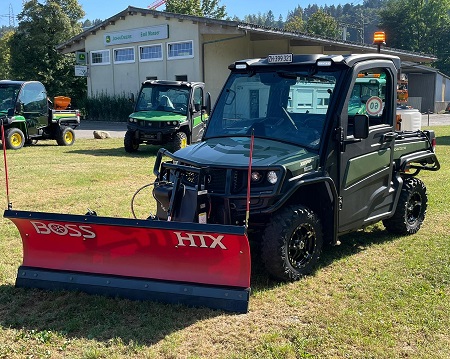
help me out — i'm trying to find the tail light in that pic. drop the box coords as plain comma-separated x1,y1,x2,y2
431,137,436,152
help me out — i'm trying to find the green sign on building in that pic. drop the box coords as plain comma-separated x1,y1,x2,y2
103,24,169,46
76,52,87,65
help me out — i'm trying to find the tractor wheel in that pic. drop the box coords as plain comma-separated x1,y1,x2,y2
383,177,427,235
5,128,25,150
124,130,139,152
171,131,188,152
261,205,323,281
57,127,75,146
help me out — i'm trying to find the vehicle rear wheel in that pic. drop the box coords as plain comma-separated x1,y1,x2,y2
383,177,427,235
5,128,25,150
56,127,75,146
171,131,188,152
124,130,139,152
261,205,323,281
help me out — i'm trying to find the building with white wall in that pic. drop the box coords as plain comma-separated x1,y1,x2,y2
57,6,437,105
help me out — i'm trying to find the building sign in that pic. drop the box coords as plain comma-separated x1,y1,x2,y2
76,51,87,65
104,24,169,46
75,65,88,77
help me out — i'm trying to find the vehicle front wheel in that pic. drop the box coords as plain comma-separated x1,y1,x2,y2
261,205,323,281
171,131,188,152
383,177,427,235
56,127,75,146
124,130,139,152
5,128,25,150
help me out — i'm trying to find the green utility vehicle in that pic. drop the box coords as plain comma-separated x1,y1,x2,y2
0,80,80,150
153,53,440,281
124,80,210,152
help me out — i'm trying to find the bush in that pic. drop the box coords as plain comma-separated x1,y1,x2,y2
76,92,135,122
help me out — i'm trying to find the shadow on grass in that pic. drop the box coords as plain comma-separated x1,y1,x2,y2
437,136,450,146
249,225,397,292
68,145,161,158
0,283,221,345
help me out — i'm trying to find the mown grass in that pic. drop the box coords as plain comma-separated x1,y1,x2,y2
0,127,449,358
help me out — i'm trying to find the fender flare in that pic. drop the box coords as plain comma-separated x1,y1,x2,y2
259,175,340,245
398,150,440,173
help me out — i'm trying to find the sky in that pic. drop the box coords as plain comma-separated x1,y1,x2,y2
2,0,357,26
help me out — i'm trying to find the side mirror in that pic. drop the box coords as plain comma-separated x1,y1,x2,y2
354,114,369,139
15,101,22,114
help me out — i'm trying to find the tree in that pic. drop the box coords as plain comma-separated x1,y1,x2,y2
379,0,450,75
9,0,85,99
165,0,227,19
201,0,227,19
285,16,304,32
305,10,339,38
0,30,14,79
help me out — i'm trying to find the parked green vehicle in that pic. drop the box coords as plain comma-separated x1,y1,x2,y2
0,80,80,150
124,80,210,152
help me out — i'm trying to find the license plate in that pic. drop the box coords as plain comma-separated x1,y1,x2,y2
268,53,293,63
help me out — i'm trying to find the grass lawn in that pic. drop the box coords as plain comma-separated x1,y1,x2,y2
0,127,449,358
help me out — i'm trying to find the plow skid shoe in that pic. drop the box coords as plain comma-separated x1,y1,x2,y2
5,210,251,313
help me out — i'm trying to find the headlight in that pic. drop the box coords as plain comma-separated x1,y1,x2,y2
172,121,178,126
267,171,278,184
251,171,262,182
166,121,171,125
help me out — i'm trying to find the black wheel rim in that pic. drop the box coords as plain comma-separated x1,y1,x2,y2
406,192,422,225
287,223,316,269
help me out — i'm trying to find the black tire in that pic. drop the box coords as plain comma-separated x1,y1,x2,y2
124,130,139,152
383,177,427,235
171,131,188,152
5,128,25,150
56,127,75,146
261,205,323,281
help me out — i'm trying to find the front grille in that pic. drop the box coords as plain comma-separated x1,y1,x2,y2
206,169,227,193
176,166,226,194
176,165,247,195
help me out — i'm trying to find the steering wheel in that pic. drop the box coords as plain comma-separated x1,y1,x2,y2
178,104,187,112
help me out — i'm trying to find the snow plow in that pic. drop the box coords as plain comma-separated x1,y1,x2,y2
4,210,251,313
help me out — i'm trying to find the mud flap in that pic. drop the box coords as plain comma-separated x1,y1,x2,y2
4,210,251,313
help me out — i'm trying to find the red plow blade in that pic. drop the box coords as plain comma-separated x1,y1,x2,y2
5,209,251,313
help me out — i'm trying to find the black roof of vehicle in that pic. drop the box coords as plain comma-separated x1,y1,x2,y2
141,80,204,88
229,53,401,71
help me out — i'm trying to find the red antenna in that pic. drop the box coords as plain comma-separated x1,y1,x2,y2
148,0,166,9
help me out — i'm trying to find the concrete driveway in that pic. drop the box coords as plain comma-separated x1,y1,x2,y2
75,121,127,139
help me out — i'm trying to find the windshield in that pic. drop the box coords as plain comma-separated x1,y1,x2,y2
135,85,190,115
204,69,340,149
0,84,20,112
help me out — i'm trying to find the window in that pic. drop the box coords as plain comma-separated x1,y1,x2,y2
175,75,188,82
139,44,163,62
91,50,110,65
146,76,158,80
167,40,194,59
347,68,391,128
19,82,47,114
114,47,135,64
